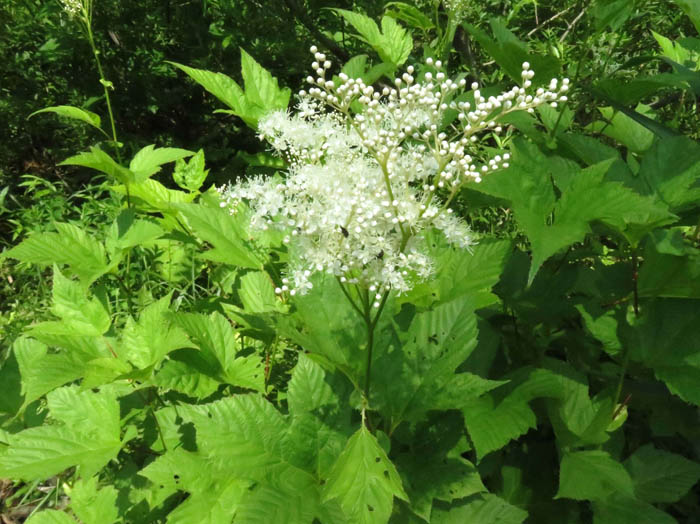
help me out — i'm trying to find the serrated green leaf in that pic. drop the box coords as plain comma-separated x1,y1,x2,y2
25,510,78,524
166,479,248,524
431,494,528,524
151,352,221,399
323,425,408,524
475,140,674,282
622,299,700,405
556,450,634,501
464,20,560,84
50,267,110,336
288,353,337,415
28,105,105,135
591,0,634,32
2,222,109,286
176,203,263,269
397,453,485,521
638,136,700,212
625,444,700,503
240,48,292,115
178,395,303,479
592,493,676,524
121,293,189,369
278,274,365,381
169,61,247,117
402,236,511,308
239,270,285,313
112,178,195,213
0,387,122,480
60,146,134,184
173,149,209,192
129,144,194,182
235,480,324,524
587,105,656,153
13,337,87,410
638,229,700,298
385,2,434,31
332,9,412,67
68,476,119,524
463,395,536,461
107,209,164,252
174,312,265,392
373,297,504,429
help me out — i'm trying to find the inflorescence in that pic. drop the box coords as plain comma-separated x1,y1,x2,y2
218,47,569,301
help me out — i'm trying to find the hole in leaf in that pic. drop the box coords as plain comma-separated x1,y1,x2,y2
368,505,374,512
375,457,381,463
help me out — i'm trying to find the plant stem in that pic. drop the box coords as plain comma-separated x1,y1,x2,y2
362,290,390,411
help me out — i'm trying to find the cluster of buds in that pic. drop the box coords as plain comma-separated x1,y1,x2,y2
219,47,570,297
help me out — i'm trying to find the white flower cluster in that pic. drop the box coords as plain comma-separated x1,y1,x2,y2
219,47,569,300
60,0,83,17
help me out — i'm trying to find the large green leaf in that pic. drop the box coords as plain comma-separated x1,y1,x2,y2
60,146,134,184
25,511,78,524
431,494,528,524
50,267,110,336
464,19,560,84
624,444,700,503
28,105,105,135
395,413,486,521
129,144,194,182
121,293,190,369
474,140,674,283
151,351,221,399
556,450,634,501
2,222,109,285
168,61,247,117
372,297,504,429
323,425,408,524
13,338,89,410
622,299,700,405
68,476,119,524
176,203,263,269
637,136,700,212
239,48,292,115
592,494,676,524
402,236,512,309
587,105,656,153
174,312,265,392
0,386,123,480
332,9,412,67
638,229,700,298
170,48,290,129
280,274,366,382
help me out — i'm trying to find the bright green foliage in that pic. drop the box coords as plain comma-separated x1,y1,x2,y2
2,223,109,285
624,445,700,503
431,494,528,524
28,105,105,135
173,149,209,193
323,425,408,524
68,476,119,524
176,203,264,268
556,450,634,501
0,386,123,480
170,48,291,129
25,511,78,524
332,9,413,68
2,2,700,523
128,145,194,182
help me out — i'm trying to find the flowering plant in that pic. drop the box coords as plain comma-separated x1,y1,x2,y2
219,47,569,301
